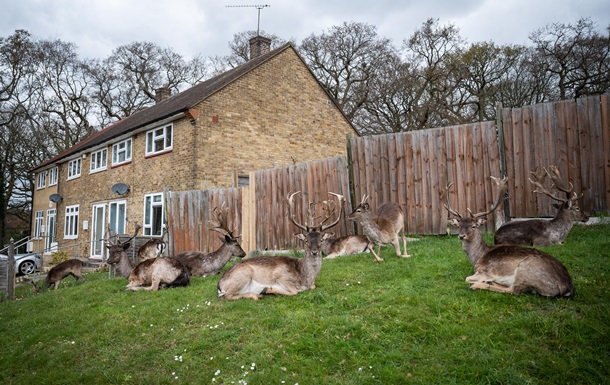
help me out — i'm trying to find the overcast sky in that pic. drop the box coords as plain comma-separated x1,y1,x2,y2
2,0,609,60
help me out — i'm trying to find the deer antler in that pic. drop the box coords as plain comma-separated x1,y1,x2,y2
470,176,508,219
287,191,308,231
287,191,345,232
529,166,567,203
443,182,462,219
320,192,345,231
209,202,235,238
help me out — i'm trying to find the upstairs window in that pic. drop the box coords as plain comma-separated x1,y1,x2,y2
112,138,132,166
90,148,108,173
67,159,81,180
146,124,173,156
49,167,58,186
36,171,47,189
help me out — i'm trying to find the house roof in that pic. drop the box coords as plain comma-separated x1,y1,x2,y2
32,42,356,173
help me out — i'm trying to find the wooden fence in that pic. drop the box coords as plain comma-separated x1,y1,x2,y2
166,95,609,254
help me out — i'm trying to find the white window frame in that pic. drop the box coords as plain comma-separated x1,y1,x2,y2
67,159,82,180
143,193,164,236
109,200,127,235
90,148,108,173
64,205,79,239
145,124,173,156
49,167,58,186
112,138,132,166
34,210,44,239
36,171,47,190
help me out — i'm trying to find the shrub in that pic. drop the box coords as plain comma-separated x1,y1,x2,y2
50,250,69,266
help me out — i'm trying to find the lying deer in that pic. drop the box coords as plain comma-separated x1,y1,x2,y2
106,224,189,291
217,191,344,300
321,234,371,259
494,165,588,246
347,195,410,261
44,258,86,290
445,176,575,298
124,258,190,291
105,224,166,279
175,203,246,276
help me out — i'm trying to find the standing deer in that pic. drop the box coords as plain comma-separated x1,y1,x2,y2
321,234,371,259
445,176,575,298
174,203,246,277
217,191,344,300
106,224,189,291
347,195,410,262
494,165,588,246
43,259,86,290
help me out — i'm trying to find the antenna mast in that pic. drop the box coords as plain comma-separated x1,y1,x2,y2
226,4,270,36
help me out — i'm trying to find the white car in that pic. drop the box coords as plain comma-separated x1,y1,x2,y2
0,252,42,275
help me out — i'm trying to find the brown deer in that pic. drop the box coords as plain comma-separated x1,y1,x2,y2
347,195,410,262
105,224,166,279
174,203,246,277
43,259,86,290
321,234,371,259
124,257,190,291
445,175,575,298
217,191,344,300
106,224,189,291
494,165,588,246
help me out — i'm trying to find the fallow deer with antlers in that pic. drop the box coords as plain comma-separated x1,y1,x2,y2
174,203,246,277
445,175,575,298
494,165,588,246
106,223,189,291
217,191,344,300
347,195,410,262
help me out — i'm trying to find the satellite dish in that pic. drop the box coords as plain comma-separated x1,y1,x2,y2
49,193,63,203
111,183,130,195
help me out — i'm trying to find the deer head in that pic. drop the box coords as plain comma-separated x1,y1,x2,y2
528,165,586,220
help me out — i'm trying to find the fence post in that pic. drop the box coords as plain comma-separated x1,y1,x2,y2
345,134,357,234
7,238,15,300
495,102,510,224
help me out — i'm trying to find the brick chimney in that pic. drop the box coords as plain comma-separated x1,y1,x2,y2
249,35,271,60
154,87,171,103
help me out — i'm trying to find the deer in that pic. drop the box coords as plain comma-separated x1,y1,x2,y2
106,224,189,291
174,203,246,277
494,165,588,246
445,175,575,298
43,259,86,290
217,191,344,300
347,195,410,262
105,223,166,279
321,234,371,259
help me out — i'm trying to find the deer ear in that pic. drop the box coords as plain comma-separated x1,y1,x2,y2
449,219,460,227
363,203,370,210
224,234,232,243
323,232,335,240
476,218,487,226
122,242,131,250
294,233,307,242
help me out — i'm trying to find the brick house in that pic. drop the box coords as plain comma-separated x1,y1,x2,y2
30,37,358,261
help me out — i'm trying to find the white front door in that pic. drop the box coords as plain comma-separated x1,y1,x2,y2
91,204,106,259
45,209,57,252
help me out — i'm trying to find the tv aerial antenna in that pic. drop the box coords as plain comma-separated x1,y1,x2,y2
226,4,270,36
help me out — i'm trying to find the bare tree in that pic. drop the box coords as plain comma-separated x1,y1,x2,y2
299,22,397,133
530,17,610,99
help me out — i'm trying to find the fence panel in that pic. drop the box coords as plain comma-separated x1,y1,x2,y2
254,157,353,251
167,188,241,255
348,121,502,235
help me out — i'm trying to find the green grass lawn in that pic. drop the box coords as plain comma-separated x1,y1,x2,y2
1,224,609,385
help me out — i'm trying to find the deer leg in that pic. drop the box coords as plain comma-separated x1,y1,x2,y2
469,281,514,294
146,278,161,291
264,284,299,296
54,281,60,290
393,236,411,258
369,244,384,262
223,292,264,300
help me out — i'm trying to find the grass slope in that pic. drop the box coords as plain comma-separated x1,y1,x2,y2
1,225,609,384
